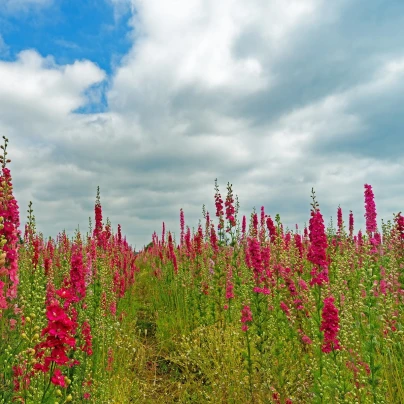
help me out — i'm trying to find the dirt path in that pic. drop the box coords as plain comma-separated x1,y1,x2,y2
130,272,184,403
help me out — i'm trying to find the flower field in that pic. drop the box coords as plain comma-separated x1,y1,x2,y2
0,136,403,403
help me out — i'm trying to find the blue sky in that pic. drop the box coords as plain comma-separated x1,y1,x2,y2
0,0,132,72
0,0,132,112
1,0,403,248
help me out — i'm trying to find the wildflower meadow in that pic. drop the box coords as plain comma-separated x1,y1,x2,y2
0,136,403,403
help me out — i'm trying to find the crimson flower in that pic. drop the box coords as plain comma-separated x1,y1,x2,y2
247,237,262,283
240,305,253,332
180,209,185,246
225,280,234,300
364,184,377,234
266,216,277,243
395,213,404,240
308,209,329,286
225,183,236,230
51,368,66,387
241,215,247,239
337,206,343,234
349,211,354,238
320,296,341,353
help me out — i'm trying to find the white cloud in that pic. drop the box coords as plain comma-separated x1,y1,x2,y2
0,50,106,124
109,0,324,114
1,0,404,247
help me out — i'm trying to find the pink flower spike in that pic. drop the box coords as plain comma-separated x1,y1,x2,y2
240,305,253,331
51,368,66,388
364,184,377,234
320,296,341,353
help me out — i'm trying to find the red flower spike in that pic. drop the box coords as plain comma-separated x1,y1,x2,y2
320,296,341,353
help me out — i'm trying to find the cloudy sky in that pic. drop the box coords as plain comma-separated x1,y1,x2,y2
1,0,403,248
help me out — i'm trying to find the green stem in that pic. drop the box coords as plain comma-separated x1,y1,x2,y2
41,362,55,403
245,329,253,401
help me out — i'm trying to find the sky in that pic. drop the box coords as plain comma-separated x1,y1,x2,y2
1,0,403,248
